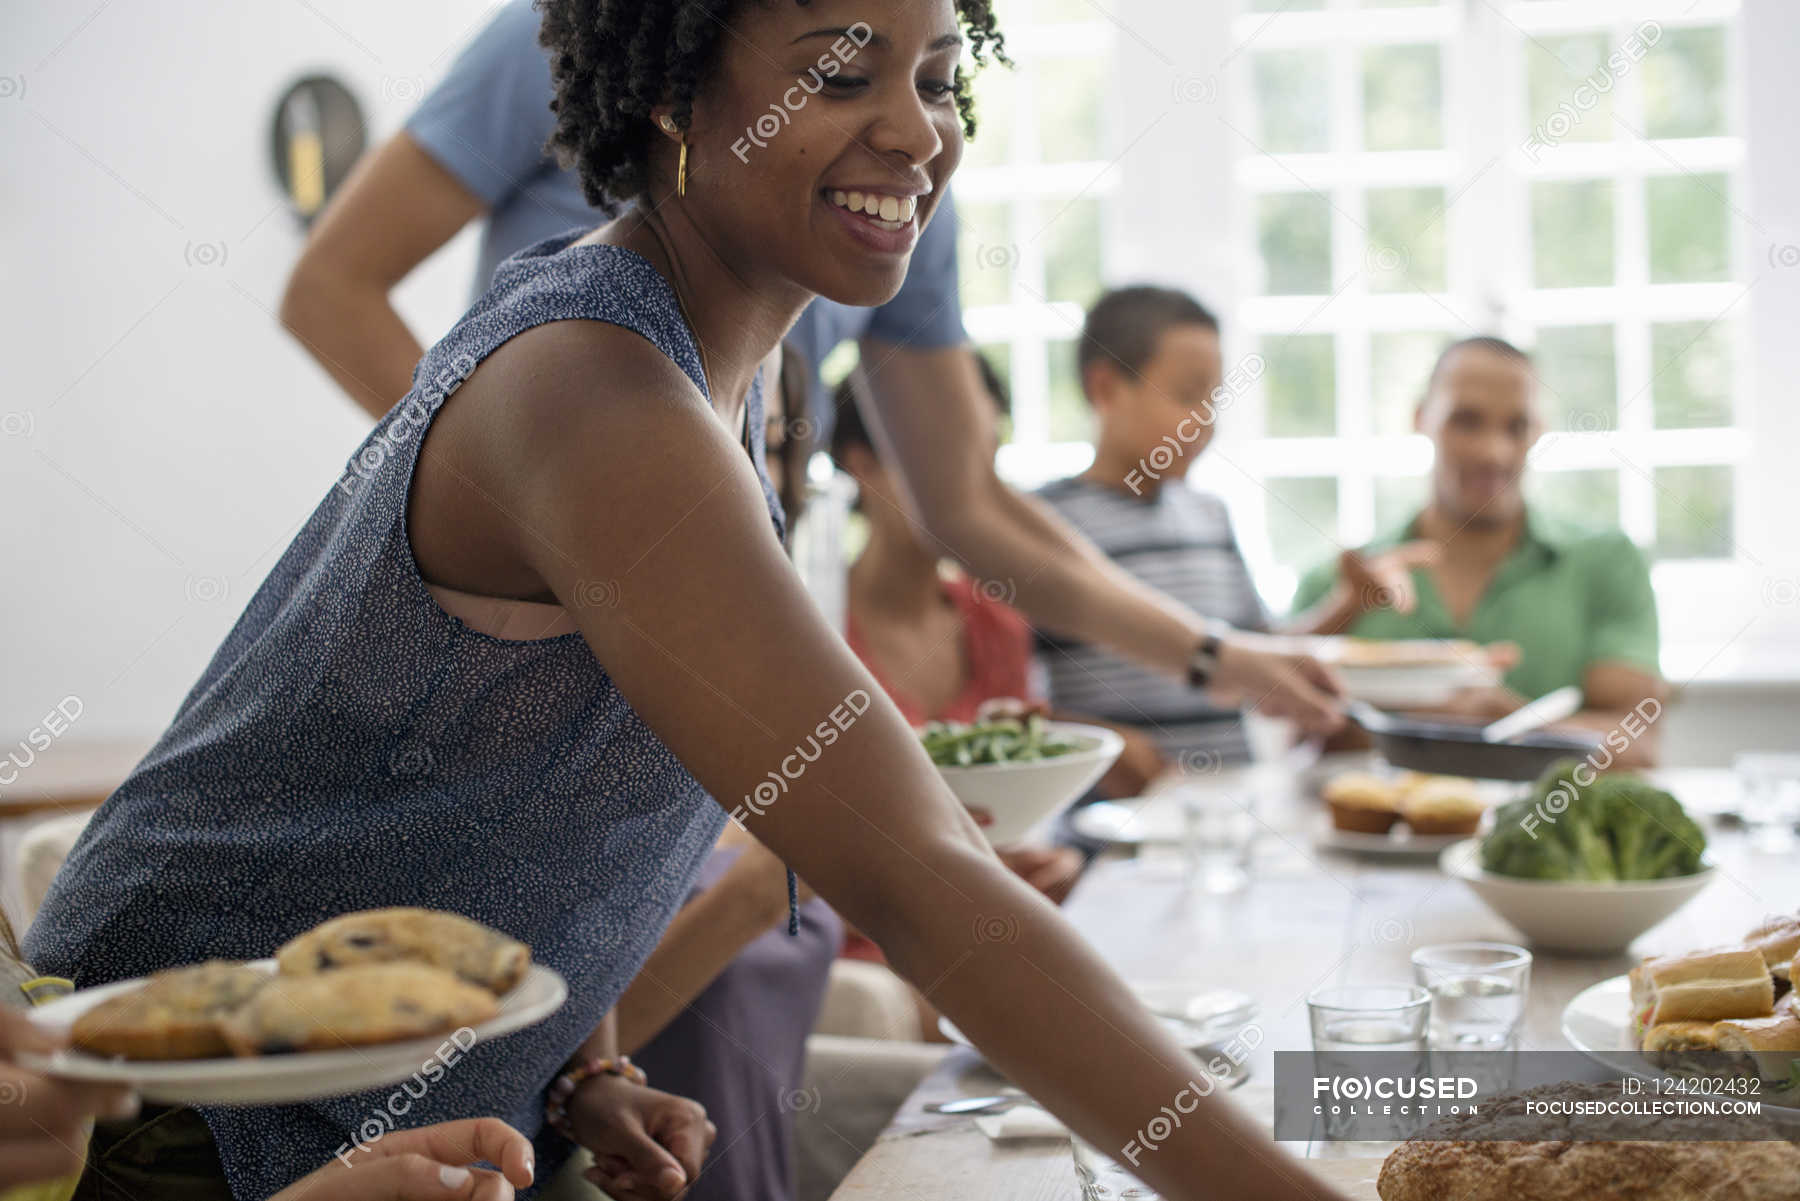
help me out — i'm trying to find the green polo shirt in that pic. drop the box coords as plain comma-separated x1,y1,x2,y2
1291,509,1661,699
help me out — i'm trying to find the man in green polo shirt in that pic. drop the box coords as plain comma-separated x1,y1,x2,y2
1291,336,1667,765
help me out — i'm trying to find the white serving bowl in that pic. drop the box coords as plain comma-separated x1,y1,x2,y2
933,722,1124,845
1439,839,1717,955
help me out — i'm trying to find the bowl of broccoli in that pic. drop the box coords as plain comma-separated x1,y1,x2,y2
1438,760,1716,953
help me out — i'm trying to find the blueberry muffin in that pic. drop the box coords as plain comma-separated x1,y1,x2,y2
276,907,529,994
221,961,498,1056
72,960,269,1060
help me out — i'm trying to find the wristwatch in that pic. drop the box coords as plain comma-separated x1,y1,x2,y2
1185,631,1225,690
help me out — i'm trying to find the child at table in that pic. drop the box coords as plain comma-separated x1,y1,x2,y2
1036,286,1271,794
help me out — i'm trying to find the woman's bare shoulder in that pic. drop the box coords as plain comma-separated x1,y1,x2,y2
409,317,722,597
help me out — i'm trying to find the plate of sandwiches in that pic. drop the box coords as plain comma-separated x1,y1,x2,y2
1561,911,1800,1106
1316,771,1495,856
21,907,567,1105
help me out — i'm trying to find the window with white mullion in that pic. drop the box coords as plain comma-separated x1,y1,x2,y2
1607,8,1659,547
1005,51,1050,449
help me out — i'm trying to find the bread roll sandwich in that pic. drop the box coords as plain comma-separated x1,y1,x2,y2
1745,913,1799,997
1714,1007,1800,1084
1640,1019,1722,1069
1629,947,1774,1045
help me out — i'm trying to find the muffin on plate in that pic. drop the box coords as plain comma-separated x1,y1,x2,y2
1322,773,1403,834
1399,776,1485,836
72,960,269,1060
276,907,529,995
222,962,498,1056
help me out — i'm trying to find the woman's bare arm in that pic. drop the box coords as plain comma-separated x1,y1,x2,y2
279,132,486,418
413,323,1345,1201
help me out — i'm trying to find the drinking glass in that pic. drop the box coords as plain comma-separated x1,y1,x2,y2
1178,787,1256,895
1410,942,1531,1050
1307,985,1430,1140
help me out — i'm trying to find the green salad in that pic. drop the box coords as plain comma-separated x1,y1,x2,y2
1480,759,1707,881
919,713,1084,767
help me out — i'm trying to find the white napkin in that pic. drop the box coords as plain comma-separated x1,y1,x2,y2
973,1104,1069,1141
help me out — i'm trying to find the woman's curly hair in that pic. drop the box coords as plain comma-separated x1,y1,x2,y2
537,0,1006,211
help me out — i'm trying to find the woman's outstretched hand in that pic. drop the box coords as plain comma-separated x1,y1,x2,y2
270,1117,535,1201
0,1005,138,1189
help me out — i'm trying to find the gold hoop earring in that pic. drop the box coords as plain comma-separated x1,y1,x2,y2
677,136,689,197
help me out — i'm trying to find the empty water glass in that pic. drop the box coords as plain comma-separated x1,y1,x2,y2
1178,787,1256,895
1411,942,1531,1050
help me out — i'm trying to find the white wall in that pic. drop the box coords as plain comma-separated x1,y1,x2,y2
1,1,501,742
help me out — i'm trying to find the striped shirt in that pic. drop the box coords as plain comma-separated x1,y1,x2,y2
1035,477,1268,767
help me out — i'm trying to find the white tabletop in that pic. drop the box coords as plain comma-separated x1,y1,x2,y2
826,763,1795,1200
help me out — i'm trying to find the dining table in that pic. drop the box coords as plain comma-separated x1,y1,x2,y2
824,759,1795,1201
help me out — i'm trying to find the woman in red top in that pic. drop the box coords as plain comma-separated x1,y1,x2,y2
832,363,1083,912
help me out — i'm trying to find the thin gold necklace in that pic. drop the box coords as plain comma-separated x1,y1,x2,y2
644,218,714,401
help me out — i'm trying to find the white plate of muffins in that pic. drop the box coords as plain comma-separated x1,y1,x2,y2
1315,771,1497,857
21,908,567,1105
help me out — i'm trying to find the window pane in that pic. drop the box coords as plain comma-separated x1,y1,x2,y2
1363,45,1444,151
1263,334,1336,437
1647,173,1731,283
963,58,1017,170
1258,192,1333,294
1374,474,1428,533
1264,476,1340,573
1253,50,1332,153
1651,320,1735,429
1644,27,1728,140
1532,180,1614,288
1047,339,1096,444
1367,186,1447,293
1370,331,1443,435
958,202,1014,309
1525,34,1615,146
1654,465,1733,560
1534,325,1617,431
1527,469,1620,528
1037,56,1104,162
1041,195,1102,305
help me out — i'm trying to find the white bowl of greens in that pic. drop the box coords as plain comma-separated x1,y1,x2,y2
1440,761,1716,954
921,713,1123,845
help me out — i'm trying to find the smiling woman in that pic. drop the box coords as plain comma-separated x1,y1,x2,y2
24,3,1347,1201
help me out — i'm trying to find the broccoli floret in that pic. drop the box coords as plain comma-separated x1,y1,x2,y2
1477,760,1705,881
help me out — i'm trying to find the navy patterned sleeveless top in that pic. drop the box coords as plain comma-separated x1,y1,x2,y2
24,232,785,1199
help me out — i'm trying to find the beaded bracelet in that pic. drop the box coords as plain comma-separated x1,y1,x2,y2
544,1054,648,1137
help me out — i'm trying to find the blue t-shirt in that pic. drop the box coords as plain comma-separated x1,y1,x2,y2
406,0,967,428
